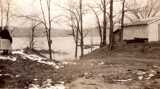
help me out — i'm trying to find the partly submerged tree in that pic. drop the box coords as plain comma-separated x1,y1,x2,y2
65,1,81,58
88,0,110,48
61,0,86,57
89,6,103,48
29,21,42,49
15,14,43,49
39,0,53,60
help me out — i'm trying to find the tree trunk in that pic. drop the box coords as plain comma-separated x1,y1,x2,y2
109,0,114,50
6,1,10,27
48,30,52,60
30,27,35,49
102,0,107,47
90,6,103,48
80,0,84,57
120,0,125,43
39,0,53,60
47,0,53,60
0,0,3,29
75,27,79,58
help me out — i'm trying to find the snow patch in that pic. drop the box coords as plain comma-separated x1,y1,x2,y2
0,56,16,61
12,50,60,68
114,79,132,82
29,79,65,89
29,84,65,89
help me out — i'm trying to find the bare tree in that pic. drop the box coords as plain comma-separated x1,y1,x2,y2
61,0,86,57
70,10,80,58
0,0,13,29
30,21,42,49
17,0,56,60
39,0,53,60
5,0,11,27
30,21,36,49
125,0,160,22
14,14,42,49
120,0,125,42
89,6,103,48
70,13,80,58
109,0,114,50
0,0,4,28
79,0,84,57
65,5,80,58
96,0,110,47
63,1,82,58
101,0,107,47
88,0,110,48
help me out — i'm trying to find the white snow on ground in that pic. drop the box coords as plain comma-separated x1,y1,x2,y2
0,50,71,69
29,84,65,89
0,73,14,78
29,79,65,89
114,79,132,82
0,56,17,61
12,50,60,69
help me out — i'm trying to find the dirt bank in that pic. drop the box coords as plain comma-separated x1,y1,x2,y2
1,45,160,88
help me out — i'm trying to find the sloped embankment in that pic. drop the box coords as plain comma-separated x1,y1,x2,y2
83,42,160,59
70,43,160,89
0,50,66,89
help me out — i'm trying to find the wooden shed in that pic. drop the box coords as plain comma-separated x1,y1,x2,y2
114,17,160,43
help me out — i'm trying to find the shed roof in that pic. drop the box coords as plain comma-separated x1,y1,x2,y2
113,17,160,33
124,17,160,27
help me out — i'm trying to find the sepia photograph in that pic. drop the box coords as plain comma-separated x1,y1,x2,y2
0,0,160,88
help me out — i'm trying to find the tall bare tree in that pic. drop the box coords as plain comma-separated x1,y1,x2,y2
89,6,103,47
63,0,85,57
5,0,11,27
88,0,109,48
101,0,107,47
0,0,13,29
79,0,84,57
0,0,4,28
109,0,114,50
70,10,80,58
68,8,80,58
15,14,43,49
120,0,125,42
30,21,42,49
59,0,81,58
39,0,53,60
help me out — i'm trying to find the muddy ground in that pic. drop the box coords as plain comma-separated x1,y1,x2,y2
0,44,160,89
1,56,160,89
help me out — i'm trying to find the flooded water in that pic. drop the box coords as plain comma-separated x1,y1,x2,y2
12,36,100,60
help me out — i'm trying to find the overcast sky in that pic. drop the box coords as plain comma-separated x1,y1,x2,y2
5,0,150,29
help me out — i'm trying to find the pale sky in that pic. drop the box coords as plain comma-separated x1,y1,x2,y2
4,0,151,29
